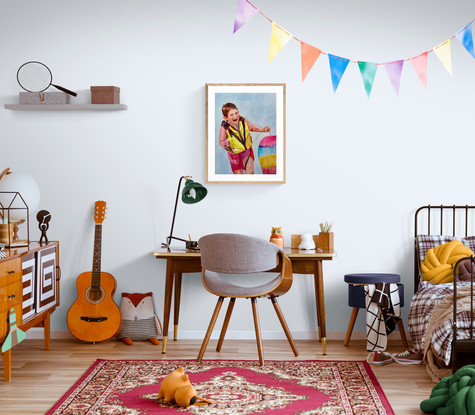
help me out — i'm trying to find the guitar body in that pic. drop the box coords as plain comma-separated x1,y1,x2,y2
67,271,122,342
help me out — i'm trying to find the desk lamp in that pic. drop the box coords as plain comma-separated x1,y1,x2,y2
162,176,207,250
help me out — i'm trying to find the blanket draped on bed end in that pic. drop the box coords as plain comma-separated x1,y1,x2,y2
424,285,475,382
365,283,401,351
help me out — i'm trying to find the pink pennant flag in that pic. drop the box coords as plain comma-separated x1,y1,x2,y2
301,42,322,82
384,60,404,96
269,22,293,63
410,52,428,88
433,39,452,75
233,0,259,33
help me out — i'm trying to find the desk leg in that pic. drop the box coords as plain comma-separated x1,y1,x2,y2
162,260,174,354
174,273,182,341
314,260,327,355
44,312,51,350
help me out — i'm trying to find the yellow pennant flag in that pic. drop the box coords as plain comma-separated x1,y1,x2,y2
433,39,453,76
269,22,293,63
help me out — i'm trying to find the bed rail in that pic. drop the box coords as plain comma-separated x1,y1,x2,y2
414,205,475,291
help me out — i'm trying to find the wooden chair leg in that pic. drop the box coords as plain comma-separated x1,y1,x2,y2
344,307,359,347
271,297,299,357
397,319,409,348
251,298,264,366
197,297,224,362
217,298,236,352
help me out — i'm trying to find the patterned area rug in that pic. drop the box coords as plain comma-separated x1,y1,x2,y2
47,359,394,414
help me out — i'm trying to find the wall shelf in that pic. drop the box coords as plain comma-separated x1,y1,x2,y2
4,104,127,111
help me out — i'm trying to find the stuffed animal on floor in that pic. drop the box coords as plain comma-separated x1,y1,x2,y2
157,367,213,407
117,292,162,345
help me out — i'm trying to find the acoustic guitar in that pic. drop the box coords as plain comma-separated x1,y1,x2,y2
67,201,122,342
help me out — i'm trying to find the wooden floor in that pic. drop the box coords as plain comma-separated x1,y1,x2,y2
0,338,434,414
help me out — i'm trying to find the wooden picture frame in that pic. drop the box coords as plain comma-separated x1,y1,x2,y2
206,83,286,184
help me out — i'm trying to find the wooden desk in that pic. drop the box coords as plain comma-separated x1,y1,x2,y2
152,247,335,355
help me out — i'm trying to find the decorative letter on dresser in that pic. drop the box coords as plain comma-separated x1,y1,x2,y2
0,242,60,381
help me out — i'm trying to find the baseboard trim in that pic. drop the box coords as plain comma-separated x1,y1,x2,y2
26,329,404,341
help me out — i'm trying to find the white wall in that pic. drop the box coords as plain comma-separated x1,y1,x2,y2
2,0,475,340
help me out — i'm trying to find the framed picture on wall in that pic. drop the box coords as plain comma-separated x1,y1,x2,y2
206,83,286,184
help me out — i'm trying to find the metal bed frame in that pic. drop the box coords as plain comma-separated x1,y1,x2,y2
414,205,475,372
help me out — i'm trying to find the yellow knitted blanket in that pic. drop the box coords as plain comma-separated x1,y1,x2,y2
421,240,473,284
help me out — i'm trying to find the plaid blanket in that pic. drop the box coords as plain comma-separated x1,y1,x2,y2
409,280,473,366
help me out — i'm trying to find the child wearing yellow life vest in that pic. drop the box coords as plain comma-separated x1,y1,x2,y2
219,102,271,174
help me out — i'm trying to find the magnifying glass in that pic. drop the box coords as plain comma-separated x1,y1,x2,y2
17,61,77,97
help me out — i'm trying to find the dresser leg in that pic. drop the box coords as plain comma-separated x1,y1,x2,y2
4,349,11,382
44,312,51,350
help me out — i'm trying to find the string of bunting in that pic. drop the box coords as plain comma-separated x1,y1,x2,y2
233,0,475,97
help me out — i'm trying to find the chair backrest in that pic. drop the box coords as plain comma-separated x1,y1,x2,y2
198,233,281,274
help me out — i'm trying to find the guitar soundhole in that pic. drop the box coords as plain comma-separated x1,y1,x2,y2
86,286,105,304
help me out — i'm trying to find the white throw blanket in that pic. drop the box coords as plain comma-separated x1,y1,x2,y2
365,283,401,351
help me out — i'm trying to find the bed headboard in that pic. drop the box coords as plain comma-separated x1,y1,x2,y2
414,205,475,292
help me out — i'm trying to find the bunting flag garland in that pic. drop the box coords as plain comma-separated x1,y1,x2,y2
301,42,322,82
329,54,349,93
433,39,453,75
455,23,475,58
233,0,259,33
384,60,404,96
232,0,475,97
358,61,378,98
269,22,293,63
410,52,429,88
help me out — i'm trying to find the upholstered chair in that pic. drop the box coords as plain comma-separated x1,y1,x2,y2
197,233,299,366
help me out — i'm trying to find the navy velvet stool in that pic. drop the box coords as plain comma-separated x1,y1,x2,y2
343,273,408,347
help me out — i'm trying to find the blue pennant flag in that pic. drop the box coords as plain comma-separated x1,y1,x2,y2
455,23,475,59
328,54,350,93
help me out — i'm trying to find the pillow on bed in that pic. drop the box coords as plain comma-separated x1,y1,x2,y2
461,236,475,252
416,235,457,261
421,240,473,284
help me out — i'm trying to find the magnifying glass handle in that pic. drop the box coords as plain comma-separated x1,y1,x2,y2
51,83,77,97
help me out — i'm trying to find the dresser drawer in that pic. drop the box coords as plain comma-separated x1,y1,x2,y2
0,258,22,286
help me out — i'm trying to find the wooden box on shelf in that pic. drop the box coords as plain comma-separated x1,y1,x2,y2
90,86,120,104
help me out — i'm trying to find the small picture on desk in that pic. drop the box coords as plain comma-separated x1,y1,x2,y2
206,83,286,184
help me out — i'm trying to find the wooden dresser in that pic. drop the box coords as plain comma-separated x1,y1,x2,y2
0,242,59,381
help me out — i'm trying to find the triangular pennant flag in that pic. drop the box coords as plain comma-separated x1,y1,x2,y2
384,60,404,97
328,54,350,93
357,61,378,98
269,22,293,63
233,0,259,33
455,22,475,59
410,52,428,88
433,39,453,75
301,42,322,82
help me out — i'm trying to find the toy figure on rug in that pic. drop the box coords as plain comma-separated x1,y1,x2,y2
117,292,162,345
157,367,213,407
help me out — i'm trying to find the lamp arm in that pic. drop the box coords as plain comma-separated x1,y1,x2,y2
166,176,186,247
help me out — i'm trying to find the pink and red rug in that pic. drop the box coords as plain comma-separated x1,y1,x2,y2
47,359,394,414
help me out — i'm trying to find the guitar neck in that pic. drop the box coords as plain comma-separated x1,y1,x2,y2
92,224,102,286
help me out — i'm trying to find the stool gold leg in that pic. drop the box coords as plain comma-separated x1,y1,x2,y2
344,308,359,347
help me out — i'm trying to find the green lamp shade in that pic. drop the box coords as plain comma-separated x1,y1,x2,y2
181,179,207,204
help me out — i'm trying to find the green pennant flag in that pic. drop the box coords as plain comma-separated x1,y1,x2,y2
358,61,378,98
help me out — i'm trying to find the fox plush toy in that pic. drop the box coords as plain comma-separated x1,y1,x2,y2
117,292,162,345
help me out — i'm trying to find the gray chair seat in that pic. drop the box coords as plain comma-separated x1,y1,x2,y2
203,270,282,297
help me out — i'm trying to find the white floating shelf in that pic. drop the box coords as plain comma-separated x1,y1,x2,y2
4,104,128,111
